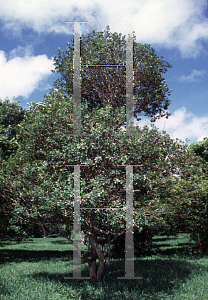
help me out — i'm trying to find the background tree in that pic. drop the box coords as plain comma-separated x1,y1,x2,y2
0,98,26,162
0,98,26,238
188,138,208,167
51,25,172,122
164,171,208,253
178,138,208,252
1,89,206,280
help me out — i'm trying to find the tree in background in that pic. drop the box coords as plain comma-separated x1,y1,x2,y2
51,25,172,122
2,89,206,280
0,98,26,161
189,138,208,166
180,137,208,252
0,98,26,238
165,170,208,253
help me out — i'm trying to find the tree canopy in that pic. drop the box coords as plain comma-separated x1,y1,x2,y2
51,25,172,122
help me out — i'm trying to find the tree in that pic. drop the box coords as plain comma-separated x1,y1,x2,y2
178,138,208,252
0,98,26,162
164,171,208,253
189,138,208,166
51,25,172,122
1,90,206,280
0,98,26,238
1,27,207,280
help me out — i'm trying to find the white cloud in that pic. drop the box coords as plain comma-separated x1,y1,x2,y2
0,48,54,100
0,0,101,36
120,107,208,144
179,69,207,83
0,0,207,58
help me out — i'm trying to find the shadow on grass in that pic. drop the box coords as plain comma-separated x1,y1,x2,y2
0,241,203,265
0,237,35,247
110,242,200,259
0,249,73,264
26,257,206,299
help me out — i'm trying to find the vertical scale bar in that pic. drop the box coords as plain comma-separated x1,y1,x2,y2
117,165,143,280
73,165,81,277
73,22,81,136
126,23,134,136
125,165,134,277
64,164,89,280
65,21,89,137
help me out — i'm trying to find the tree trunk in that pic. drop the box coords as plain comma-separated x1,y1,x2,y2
87,234,105,281
40,223,47,238
88,243,98,280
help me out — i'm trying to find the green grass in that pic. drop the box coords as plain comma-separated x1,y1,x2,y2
0,233,208,299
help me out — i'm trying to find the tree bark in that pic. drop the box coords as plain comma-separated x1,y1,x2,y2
88,241,98,280
86,233,106,281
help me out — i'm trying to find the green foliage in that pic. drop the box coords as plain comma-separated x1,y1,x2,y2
0,98,27,238
161,164,208,252
189,137,208,165
0,98,26,161
52,25,172,122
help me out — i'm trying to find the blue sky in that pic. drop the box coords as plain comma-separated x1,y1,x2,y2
0,0,208,145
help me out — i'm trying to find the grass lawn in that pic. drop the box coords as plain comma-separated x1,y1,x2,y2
0,233,208,299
